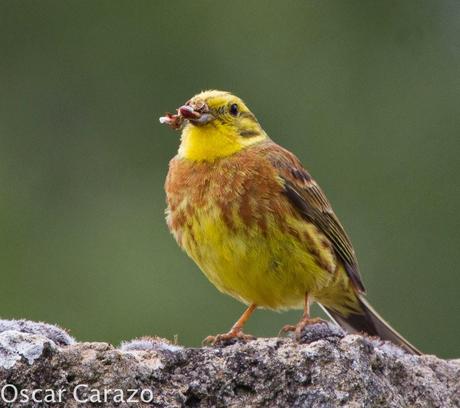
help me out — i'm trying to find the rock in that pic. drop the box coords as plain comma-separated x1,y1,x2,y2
0,319,458,407
0,331,57,370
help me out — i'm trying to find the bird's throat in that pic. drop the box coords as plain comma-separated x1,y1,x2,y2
178,124,266,162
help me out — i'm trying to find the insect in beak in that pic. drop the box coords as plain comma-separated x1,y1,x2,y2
160,102,215,129
179,104,215,125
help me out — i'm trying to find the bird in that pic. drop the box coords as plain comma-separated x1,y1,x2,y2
161,90,420,354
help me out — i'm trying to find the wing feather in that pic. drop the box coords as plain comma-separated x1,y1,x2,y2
265,143,365,293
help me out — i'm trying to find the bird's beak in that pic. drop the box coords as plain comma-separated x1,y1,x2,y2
178,104,215,126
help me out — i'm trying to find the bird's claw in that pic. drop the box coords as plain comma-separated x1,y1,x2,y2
202,330,256,346
278,317,328,339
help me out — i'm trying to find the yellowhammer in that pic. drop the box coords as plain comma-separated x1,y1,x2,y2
161,90,420,354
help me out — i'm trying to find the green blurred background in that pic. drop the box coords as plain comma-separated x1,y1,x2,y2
0,1,458,358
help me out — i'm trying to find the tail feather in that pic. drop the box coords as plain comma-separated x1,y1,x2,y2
321,295,421,355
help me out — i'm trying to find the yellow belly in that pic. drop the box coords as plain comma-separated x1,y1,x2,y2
177,204,338,310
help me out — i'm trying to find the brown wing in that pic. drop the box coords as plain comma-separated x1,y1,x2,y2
265,143,365,293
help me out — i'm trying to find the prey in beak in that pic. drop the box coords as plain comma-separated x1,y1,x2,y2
160,101,214,129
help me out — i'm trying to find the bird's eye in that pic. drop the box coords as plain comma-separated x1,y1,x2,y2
229,103,239,116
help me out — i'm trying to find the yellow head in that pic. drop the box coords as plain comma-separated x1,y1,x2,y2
169,90,268,162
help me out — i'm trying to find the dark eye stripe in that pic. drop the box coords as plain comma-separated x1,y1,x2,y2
239,129,261,137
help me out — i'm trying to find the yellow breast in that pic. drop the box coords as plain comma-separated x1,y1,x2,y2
165,145,346,310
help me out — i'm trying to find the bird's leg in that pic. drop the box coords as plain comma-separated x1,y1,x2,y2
279,293,327,338
203,304,257,345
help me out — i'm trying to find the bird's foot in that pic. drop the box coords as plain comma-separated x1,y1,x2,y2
202,329,256,346
279,317,328,339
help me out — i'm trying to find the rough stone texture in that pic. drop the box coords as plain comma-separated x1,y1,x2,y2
0,320,458,407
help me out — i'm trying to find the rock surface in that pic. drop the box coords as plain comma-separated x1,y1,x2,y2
0,319,458,407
